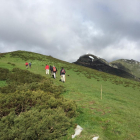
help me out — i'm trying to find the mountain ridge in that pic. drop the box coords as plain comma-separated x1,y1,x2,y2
74,54,140,81
110,59,140,78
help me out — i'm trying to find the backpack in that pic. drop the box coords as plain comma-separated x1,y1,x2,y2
61,69,65,74
53,67,56,72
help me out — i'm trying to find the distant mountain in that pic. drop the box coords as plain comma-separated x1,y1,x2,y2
74,54,140,81
110,59,140,78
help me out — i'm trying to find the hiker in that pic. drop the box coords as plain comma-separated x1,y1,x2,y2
53,65,57,79
29,62,32,68
60,67,66,82
25,62,28,68
45,64,49,74
50,65,53,77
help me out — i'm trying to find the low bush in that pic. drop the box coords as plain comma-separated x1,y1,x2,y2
7,68,44,84
0,90,77,118
0,53,6,59
10,51,46,61
0,108,73,140
0,67,77,139
7,62,16,66
0,68,9,80
0,67,46,93
0,83,17,93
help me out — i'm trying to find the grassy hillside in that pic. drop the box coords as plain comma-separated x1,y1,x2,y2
0,51,140,140
111,59,140,78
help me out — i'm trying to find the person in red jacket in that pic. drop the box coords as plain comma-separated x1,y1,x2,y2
45,64,49,74
53,65,57,79
25,62,28,68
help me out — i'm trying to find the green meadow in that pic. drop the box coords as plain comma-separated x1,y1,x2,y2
0,51,140,140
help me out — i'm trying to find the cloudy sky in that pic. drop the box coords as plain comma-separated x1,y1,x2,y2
0,0,140,62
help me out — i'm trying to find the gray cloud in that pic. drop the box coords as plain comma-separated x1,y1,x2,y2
0,0,140,62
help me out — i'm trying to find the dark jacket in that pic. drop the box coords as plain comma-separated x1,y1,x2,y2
50,65,53,71
60,68,66,75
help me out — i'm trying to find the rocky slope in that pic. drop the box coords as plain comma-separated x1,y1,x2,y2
110,59,140,78
74,54,140,81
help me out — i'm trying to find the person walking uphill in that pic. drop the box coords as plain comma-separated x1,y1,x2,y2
50,65,53,77
45,64,49,75
25,62,28,68
29,62,32,68
53,65,57,79
60,67,66,82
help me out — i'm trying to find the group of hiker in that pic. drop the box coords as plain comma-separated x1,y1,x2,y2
45,64,66,83
25,62,32,68
25,62,66,83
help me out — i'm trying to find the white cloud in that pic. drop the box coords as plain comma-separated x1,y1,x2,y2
0,0,140,62
100,39,139,62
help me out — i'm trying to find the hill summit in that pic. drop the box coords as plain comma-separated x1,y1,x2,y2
74,54,140,81
110,59,140,78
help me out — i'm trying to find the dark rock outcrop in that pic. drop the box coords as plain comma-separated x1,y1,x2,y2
74,54,139,81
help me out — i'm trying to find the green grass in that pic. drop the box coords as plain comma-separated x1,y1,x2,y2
0,51,140,140
62,72,140,139
0,81,7,87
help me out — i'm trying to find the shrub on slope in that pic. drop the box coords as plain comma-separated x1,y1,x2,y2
0,67,77,139
0,68,9,80
0,53,6,59
0,108,72,140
